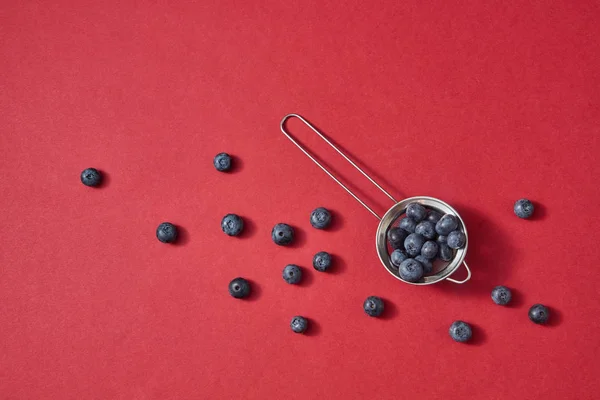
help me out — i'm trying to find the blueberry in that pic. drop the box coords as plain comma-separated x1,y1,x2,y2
398,217,417,233
272,223,294,246
415,255,433,274
156,222,178,243
363,296,385,317
390,249,408,267
406,202,427,222
491,286,512,305
415,221,436,240
310,207,331,229
221,214,244,236
283,264,302,284
229,277,251,298
387,227,408,249
214,152,232,172
420,240,439,259
80,168,102,187
404,233,425,257
514,199,534,219
528,304,550,324
447,230,466,249
290,316,308,333
449,321,472,342
313,251,332,272
427,210,442,224
438,243,453,262
437,235,447,244
435,214,459,236
398,258,424,282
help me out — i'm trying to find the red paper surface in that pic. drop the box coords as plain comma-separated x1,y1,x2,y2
1,1,600,399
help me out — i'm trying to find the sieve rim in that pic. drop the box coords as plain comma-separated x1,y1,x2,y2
376,196,469,285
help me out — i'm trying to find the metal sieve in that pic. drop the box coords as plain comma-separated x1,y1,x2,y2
280,114,471,285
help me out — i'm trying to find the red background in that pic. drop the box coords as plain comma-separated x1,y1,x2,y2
2,1,600,399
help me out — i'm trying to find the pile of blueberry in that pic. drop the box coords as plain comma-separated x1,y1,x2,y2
81,152,551,342
387,202,466,283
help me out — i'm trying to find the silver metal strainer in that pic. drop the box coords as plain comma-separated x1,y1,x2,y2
280,114,471,285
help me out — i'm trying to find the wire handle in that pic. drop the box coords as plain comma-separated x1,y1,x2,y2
445,261,471,284
280,114,397,220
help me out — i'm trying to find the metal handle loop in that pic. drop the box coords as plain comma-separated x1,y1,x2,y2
280,114,397,220
445,261,471,284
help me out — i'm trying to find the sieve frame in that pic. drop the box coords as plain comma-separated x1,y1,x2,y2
280,113,471,285
376,196,470,285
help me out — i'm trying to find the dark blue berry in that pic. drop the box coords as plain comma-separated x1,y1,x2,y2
363,296,385,317
449,321,472,342
390,249,408,267
491,286,512,305
399,258,424,282
221,214,244,236
404,233,425,257
427,210,442,224
420,240,439,259
229,277,251,298
156,222,178,243
313,251,332,272
415,255,433,274
437,235,447,244
528,304,550,324
283,264,302,284
447,230,466,249
214,152,232,172
290,316,308,333
438,243,453,261
80,168,102,187
387,227,408,249
272,223,294,246
415,221,436,240
435,214,459,236
514,199,534,219
406,202,427,222
399,217,417,233
310,207,331,229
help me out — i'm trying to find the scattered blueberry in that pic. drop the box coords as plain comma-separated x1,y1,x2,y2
390,249,408,267
415,255,433,274
427,210,442,224
437,235,447,244
221,214,244,236
272,223,294,246
156,222,178,243
404,233,425,257
514,199,534,219
398,258,424,282
447,230,466,249
528,304,550,324
387,227,408,249
435,214,459,236
363,296,385,317
283,264,302,284
80,168,102,187
290,316,308,333
421,240,439,259
229,277,251,299
491,286,512,306
438,243,453,262
310,207,331,229
399,217,417,233
406,202,427,222
214,152,232,172
415,221,436,240
313,251,332,272
449,321,472,343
